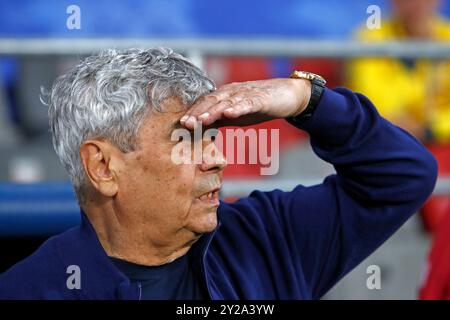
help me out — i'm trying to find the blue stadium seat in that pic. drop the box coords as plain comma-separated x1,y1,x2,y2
0,183,80,237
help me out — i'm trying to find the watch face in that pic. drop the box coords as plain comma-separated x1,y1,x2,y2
290,71,327,85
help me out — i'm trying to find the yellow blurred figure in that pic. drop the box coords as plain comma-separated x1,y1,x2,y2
347,0,450,143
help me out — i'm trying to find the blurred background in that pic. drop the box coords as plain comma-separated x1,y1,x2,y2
1,0,450,299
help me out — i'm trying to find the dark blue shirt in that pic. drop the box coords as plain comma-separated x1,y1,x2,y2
110,253,204,300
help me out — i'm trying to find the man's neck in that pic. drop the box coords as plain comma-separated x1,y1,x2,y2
84,205,200,266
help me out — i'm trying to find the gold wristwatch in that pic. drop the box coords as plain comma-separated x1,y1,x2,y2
289,71,326,123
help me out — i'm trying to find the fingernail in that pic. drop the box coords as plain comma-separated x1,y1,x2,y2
224,107,234,113
186,116,197,126
198,112,210,120
180,115,189,123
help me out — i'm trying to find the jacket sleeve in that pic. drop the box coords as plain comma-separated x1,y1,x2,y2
257,88,438,298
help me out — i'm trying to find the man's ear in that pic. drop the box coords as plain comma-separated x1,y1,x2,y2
80,140,120,198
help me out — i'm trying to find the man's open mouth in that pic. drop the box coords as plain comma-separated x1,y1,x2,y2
198,188,220,204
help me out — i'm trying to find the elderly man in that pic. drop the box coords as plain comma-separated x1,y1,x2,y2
0,48,437,299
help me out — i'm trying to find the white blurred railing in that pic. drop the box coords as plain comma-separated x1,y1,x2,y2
0,38,450,58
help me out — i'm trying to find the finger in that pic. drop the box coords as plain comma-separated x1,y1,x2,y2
195,96,246,127
180,90,231,125
180,82,242,125
182,94,241,129
222,103,254,119
180,96,223,129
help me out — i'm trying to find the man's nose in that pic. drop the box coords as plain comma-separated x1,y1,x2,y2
199,141,227,172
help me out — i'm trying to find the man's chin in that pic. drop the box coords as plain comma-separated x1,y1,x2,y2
188,209,218,234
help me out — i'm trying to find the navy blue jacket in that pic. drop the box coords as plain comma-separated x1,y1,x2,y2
0,88,438,299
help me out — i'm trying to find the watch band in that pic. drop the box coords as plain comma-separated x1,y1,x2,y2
287,71,326,125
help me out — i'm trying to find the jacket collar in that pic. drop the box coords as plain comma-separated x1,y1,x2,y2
57,210,221,299
54,211,137,299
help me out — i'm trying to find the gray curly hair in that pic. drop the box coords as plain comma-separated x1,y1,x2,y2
44,48,216,203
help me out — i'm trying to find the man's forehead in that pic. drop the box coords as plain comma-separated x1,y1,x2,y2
146,98,187,129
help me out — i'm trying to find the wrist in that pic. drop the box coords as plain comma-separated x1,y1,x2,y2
287,71,326,124
289,78,312,117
